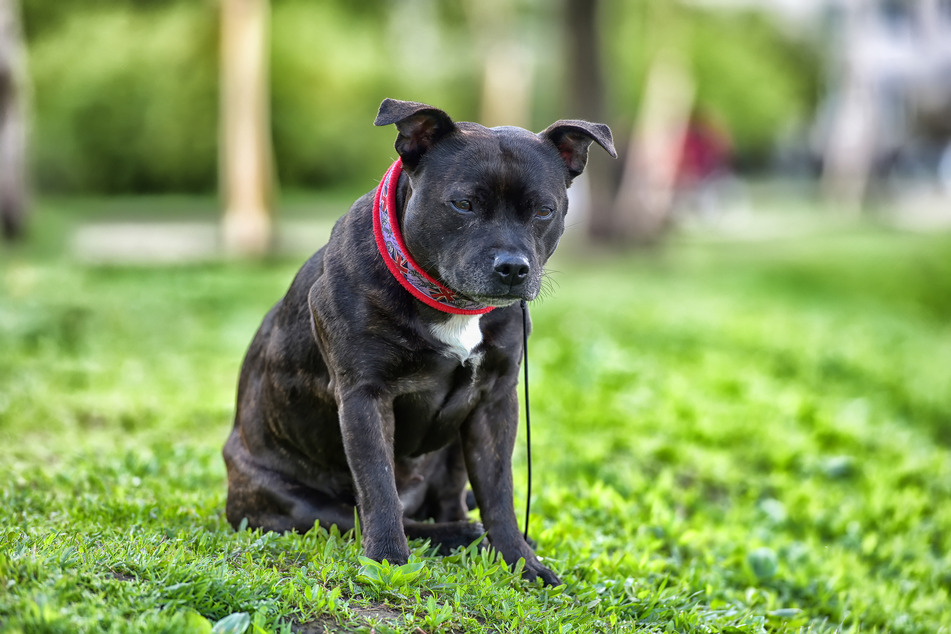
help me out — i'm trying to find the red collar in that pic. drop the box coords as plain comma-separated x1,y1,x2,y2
372,160,494,315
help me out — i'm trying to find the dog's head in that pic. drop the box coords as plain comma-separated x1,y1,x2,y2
374,98,616,307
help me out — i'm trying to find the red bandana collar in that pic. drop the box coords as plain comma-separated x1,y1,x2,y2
372,160,494,315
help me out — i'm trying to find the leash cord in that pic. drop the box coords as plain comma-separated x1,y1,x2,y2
520,300,532,542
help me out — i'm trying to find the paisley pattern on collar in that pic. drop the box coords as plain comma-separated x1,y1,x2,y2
372,160,494,315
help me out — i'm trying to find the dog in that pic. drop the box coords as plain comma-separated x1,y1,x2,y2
223,98,615,586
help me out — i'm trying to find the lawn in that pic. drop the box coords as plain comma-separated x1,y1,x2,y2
1,203,950,633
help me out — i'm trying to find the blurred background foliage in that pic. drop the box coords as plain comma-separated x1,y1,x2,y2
25,0,218,193
20,0,820,195
605,2,820,168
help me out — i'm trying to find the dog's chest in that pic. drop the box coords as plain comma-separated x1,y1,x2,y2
429,314,484,364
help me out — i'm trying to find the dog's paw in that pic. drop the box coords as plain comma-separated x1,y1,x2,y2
491,537,562,587
450,520,485,543
521,559,562,587
406,520,485,555
363,538,411,567
437,520,486,554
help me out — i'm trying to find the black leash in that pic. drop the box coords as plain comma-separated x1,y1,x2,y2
520,300,532,542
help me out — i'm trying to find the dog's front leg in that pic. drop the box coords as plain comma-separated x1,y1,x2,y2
338,388,410,565
462,388,562,586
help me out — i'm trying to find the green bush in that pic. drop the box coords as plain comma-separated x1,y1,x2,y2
22,0,819,193
25,0,482,194
28,4,219,193
269,1,480,189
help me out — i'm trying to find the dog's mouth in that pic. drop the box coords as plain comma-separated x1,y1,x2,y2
461,286,539,307
469,294,523,308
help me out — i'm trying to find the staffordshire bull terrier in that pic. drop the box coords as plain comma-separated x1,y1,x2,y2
223,98,615,586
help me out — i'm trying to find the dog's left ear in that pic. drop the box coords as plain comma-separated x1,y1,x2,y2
539,120,617,183
374,98,457,170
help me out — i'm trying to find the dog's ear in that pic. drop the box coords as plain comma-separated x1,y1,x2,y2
538,120,617,183
374,98,456,170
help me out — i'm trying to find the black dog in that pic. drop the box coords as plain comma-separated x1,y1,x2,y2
223,98,615,586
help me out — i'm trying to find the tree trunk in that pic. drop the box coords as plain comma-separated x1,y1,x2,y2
613,52,694,242
0,0,28,242
464,0,533,129
820,0,880,214
563,0,618,242
564,0,695,246
220,0,274,256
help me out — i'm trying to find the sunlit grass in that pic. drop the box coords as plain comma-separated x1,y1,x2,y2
1,209,949,632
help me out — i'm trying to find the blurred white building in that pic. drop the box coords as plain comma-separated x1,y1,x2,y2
695,0,951,204
819,0,951,204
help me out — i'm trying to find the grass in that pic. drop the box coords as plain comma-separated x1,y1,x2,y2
1,201,950,632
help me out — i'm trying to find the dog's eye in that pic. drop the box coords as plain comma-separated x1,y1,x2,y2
450,200,473,213
535,206,555,220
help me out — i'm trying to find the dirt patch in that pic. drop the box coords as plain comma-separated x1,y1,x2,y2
292,602,408,634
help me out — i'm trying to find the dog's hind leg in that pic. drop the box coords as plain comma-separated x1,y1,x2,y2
398,441,485,553
224,432,356,534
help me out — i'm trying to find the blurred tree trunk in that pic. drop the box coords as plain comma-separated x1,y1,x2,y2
820,0,874,213
614,53,694,241
565,0,690,245
564,0,617,242
220,0,274,256
0,0,28,242
464,0,533,128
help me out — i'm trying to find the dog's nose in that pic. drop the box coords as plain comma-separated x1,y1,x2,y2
493,254,530,287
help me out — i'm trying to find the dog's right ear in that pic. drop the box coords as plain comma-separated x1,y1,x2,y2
374,98,456,170
539,120,617,185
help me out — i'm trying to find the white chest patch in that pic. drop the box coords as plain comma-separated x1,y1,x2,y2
430,314,484,363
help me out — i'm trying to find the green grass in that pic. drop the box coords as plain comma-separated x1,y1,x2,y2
1,206,950,632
